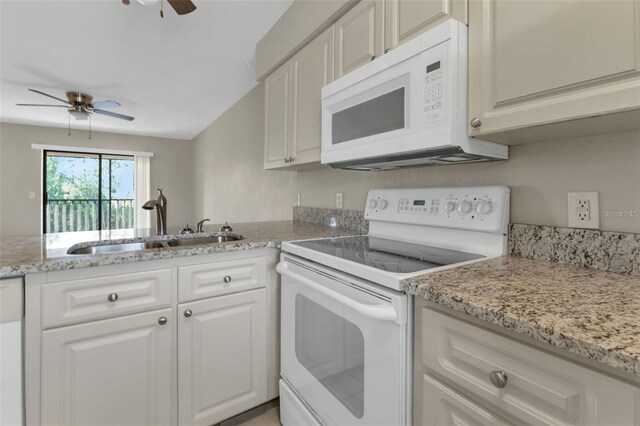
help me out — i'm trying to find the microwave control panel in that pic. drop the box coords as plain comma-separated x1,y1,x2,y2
423,61,443,121
421,38,449,124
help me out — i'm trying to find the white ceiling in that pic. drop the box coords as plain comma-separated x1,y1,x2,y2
0,0,292,140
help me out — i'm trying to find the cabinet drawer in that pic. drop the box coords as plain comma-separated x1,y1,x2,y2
421,373,511,426
421,308,640,425
42,269,173,328
178,257,266,302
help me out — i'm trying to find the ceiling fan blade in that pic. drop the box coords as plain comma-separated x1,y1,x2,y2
167,0,196,15
93,109,135,121
122,0,130,4
16,103,69,107
28,88,72,105
90,100,121,109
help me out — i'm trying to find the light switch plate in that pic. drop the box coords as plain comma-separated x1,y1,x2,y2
336,192,343,209
568,192,599,229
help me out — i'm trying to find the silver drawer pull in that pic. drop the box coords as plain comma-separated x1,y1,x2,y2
184,309,193,318
489,370,508,388
158,317,168,325
107,293,119,302
223,275,232,283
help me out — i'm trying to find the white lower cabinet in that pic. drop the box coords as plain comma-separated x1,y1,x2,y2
178,289,267,426
41,308,174,426
27,250,279,426
414,302,640,426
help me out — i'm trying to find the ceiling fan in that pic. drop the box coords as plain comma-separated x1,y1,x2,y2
122,0,196,18
16,89,135,122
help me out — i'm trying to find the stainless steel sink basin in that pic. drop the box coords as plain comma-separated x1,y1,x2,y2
66,233,245,255
67,241,166,255
166,234,244,246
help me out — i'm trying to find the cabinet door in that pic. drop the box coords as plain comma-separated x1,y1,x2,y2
41,308,174,426
385,0,467,50
334,0,384,78
468,0,640,141
290,26,334,166
178,289,267,426
264,60,291,169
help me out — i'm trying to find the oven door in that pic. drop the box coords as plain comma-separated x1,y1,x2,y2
277,255,409,426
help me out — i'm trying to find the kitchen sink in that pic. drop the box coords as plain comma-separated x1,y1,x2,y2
66,233,245,255
67,241,166,255
166,234,244,246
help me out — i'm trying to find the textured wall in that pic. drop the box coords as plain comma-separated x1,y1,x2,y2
296,131,640,233
191,84,296,225
0,123,194,237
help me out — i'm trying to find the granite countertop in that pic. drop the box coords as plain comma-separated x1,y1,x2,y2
0,221,360,278
403,256,640,378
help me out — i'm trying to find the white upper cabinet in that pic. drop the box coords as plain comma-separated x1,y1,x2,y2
334,0,384,78
290,26,334,165
264,61,291,169
468,0,640,143
264,26,334,170
385,0,467,50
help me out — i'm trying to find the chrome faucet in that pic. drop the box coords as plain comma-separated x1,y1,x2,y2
196,219,210,233
142,188,168,235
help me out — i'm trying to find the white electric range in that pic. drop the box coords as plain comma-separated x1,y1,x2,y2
277,186,510,426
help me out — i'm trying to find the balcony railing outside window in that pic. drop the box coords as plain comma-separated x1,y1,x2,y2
45,199,135,233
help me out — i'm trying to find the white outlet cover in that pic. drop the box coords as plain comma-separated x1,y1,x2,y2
336,192,343,209
296,192,301,206
568,192,600,229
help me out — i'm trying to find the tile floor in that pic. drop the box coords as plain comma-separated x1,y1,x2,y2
237,407,280,426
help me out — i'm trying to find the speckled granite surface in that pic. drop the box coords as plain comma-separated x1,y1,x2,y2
0,221,361,278
293,207,368,233
510,224,640,275
403,256,640,377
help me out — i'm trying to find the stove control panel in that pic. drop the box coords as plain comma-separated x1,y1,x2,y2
365,186,510,233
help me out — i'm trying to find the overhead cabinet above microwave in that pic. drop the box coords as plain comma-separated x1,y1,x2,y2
321,20,508,170
466,0,640,144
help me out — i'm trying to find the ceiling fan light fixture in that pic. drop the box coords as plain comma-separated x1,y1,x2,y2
69,110,89,120
136,0,160,5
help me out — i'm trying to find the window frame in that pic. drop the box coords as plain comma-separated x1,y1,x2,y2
42,149,134,234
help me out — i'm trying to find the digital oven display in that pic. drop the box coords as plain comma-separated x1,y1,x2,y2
413,200,426,206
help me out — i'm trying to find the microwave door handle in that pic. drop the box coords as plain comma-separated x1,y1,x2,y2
277,263,398,323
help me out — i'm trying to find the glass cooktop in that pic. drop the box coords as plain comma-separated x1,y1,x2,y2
292,236,485,274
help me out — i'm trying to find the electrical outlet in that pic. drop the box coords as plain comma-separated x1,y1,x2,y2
296,192,301,206
336,192,343,209
568,192,599,229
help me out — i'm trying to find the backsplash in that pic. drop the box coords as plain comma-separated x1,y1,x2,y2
293,207,368,233
509,224,640,276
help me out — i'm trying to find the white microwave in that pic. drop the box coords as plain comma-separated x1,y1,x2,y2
321,20,507,170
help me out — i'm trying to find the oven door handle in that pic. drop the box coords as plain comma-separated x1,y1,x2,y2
277,263,398,323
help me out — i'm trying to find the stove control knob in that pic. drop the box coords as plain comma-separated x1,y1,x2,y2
458,200,473,214
476,200,493,215
368,199,378,209
445,201,457,213
377,199,388,209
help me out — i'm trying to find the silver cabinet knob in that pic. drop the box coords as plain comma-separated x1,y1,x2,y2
158,317,168,325
223,275,232,283
184,309,193,318
489,370,508,388
107,293,119,302
370,55,377,61
470,117,482,128
385,48,391,53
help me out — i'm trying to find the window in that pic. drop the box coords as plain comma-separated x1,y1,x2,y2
43,150,135,233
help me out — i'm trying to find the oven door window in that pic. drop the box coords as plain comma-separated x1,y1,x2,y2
295,294,365,418
331,87,405,145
